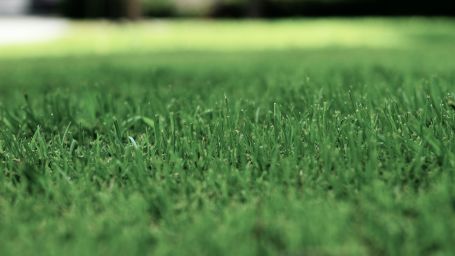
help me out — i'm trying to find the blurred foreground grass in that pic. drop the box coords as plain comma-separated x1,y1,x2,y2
1,18,455,256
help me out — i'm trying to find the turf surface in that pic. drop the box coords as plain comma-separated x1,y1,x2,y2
1,19,455,255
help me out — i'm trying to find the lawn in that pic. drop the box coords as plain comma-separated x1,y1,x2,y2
1,18,455,255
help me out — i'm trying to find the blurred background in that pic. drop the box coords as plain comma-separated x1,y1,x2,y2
1,0,454,57
1,0,454,19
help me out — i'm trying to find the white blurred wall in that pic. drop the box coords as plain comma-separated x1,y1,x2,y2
0,0,30,15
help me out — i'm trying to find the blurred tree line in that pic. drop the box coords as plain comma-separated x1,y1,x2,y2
60,0,454,19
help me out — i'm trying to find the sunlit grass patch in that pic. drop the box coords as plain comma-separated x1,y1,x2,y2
3,18,453,58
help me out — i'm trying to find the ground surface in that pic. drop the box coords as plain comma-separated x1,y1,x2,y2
1,18,455,255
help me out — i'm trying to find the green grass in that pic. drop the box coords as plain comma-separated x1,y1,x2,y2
1,18,455,255
2,18,455,58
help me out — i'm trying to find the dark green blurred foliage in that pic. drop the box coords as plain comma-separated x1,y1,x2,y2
60,0,455,18
142,0,175,17
210,0,455,17
62,0,126,19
